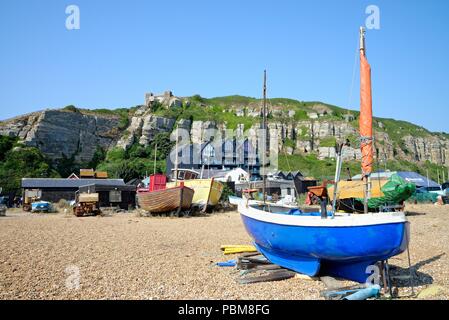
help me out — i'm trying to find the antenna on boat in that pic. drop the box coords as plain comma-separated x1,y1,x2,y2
359,26,366,54
262,70,267,205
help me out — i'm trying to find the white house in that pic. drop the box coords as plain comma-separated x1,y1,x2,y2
213,168,249,183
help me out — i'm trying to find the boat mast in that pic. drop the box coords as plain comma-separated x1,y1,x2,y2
359,27,374,214
175,124,179,184
262,70,267,204
153,143,158,175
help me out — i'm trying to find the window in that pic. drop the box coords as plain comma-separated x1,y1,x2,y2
109,190,122,203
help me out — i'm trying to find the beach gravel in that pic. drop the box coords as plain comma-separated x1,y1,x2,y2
0,204,447,300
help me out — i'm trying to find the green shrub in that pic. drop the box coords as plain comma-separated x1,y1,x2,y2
63,105,79,113
0,135,18,161
106,148,126,162
0,147,60,193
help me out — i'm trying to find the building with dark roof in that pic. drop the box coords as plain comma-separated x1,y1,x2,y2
21,178,127,203
78,183,136,210
272,171,318,194
166,139,262,179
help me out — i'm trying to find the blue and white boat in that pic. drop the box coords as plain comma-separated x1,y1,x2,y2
238,28,410,283
31,201,52,213
229,195,243,206
238,202,409,282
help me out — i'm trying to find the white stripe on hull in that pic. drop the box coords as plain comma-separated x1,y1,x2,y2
238,203,407,227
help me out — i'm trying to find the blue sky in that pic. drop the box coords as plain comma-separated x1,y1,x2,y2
1,0,448,132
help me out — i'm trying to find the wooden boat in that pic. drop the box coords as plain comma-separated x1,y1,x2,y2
137,174,194,215
137,185,194,215
167,169,224,211
168,178,223,210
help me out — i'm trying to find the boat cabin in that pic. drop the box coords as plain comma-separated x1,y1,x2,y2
148,174,167,191
171,169,200,181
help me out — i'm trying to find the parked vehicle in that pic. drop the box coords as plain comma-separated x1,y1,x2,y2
0,204,6,216
0,196,8,206
73,192,101,217
23,189,42,212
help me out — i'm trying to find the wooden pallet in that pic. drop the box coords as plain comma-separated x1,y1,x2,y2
236,253,297,284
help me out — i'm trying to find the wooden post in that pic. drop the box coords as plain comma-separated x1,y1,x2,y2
153,143,158,175
175,125,179,185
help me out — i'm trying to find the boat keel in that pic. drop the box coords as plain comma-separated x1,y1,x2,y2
255,243,381,283
254,243,321,277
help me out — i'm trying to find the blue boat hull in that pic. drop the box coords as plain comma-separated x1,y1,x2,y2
241,214,409,283
31,202,51,212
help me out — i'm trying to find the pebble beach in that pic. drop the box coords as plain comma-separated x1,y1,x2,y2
0,204,447,300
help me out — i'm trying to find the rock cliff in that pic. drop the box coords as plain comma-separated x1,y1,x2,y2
1,100,448,168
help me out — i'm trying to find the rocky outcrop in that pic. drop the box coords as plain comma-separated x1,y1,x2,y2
116,117,143,150
318,146,362,161
1,105,448,168
0,110,120,163
139,115,175,146
402,135,449,165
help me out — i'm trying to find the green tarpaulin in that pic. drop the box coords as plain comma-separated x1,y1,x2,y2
356,174,416,209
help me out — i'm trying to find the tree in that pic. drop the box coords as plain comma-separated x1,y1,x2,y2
150,132,174,160
110,162,139,182
88,147,106,169
0,147,59,193
128,144,148,159
54,153,79,178
0,135,18,162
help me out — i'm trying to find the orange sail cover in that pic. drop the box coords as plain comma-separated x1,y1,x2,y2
359,41,373,176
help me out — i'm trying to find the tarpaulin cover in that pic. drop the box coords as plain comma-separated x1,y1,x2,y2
327,179,387,201
408,192,438,204
356,174,416,209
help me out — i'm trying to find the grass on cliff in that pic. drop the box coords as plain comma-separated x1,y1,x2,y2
278,154,361,181
62,105,130,130
279,154,449,183
153,100,256,130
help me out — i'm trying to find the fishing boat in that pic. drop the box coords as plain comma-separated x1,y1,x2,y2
137,140,194,215
229,195,243,206
137,174,194,216
238,28,410,283
230,190,297,208
168,169,224,211
31,201,52,213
